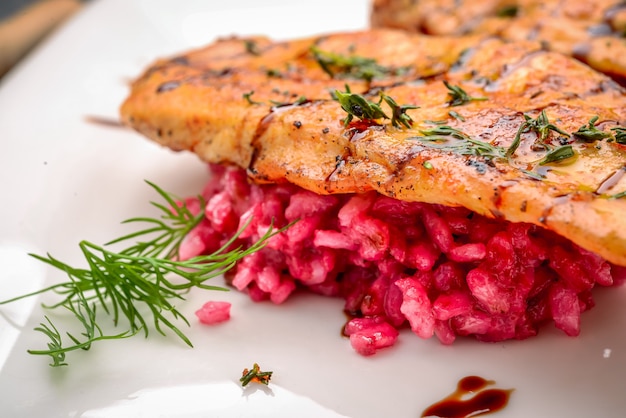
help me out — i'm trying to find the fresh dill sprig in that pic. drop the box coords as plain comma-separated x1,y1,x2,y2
28,296,136,367
0,181,288,367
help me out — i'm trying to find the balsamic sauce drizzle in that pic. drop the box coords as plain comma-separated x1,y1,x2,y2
421,376,513,418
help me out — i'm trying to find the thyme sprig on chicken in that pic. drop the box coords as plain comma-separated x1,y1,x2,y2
537,145,576,165
380,93,420,128
0,181,288,367
333,86,418,128
310,46,407,82
443,81,487,107
506,110,570,158
415,125,505,160
573,116,611,142
333,86,388,126
611,126,626,144
411,122,575,179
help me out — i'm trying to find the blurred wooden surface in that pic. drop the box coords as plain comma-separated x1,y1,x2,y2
0,0,82,77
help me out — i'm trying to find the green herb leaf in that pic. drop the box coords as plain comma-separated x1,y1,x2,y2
573,116,611,142
506,110,569,158
496,5,519,17
332,86,418,129
538,145,577,165
415,125,506,159
411,123,553,180
270,96,308,108
243,91,262,105
448,110,466,122
310,45,406,82
380,92,419,128
333,85,388,126
443,81,487,107
240,363,273,387
244,39,261,56
265,68,283,78
528,110,570,142
611,126,626,144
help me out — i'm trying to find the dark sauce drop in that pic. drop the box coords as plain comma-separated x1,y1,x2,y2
421,376,513,418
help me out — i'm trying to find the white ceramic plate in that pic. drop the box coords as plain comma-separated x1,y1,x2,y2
1,1,626,417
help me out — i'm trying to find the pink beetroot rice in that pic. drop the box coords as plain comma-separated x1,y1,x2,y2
195,301,231,325
180,164,625,356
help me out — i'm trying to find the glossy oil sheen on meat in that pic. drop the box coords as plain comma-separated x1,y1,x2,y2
120,29,626,267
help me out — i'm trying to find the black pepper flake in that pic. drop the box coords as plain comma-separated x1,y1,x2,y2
466,159,487,174
558,136,572,145
322,127,330,134
293,121,302,129
520,200,527,212
217,68,233,77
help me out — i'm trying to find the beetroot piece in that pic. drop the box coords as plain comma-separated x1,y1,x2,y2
182,164,621,355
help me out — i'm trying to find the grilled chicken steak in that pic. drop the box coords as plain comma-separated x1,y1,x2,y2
120,29,626,267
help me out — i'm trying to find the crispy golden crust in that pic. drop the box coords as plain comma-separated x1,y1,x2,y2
371,0,626,82
120,29,626,266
